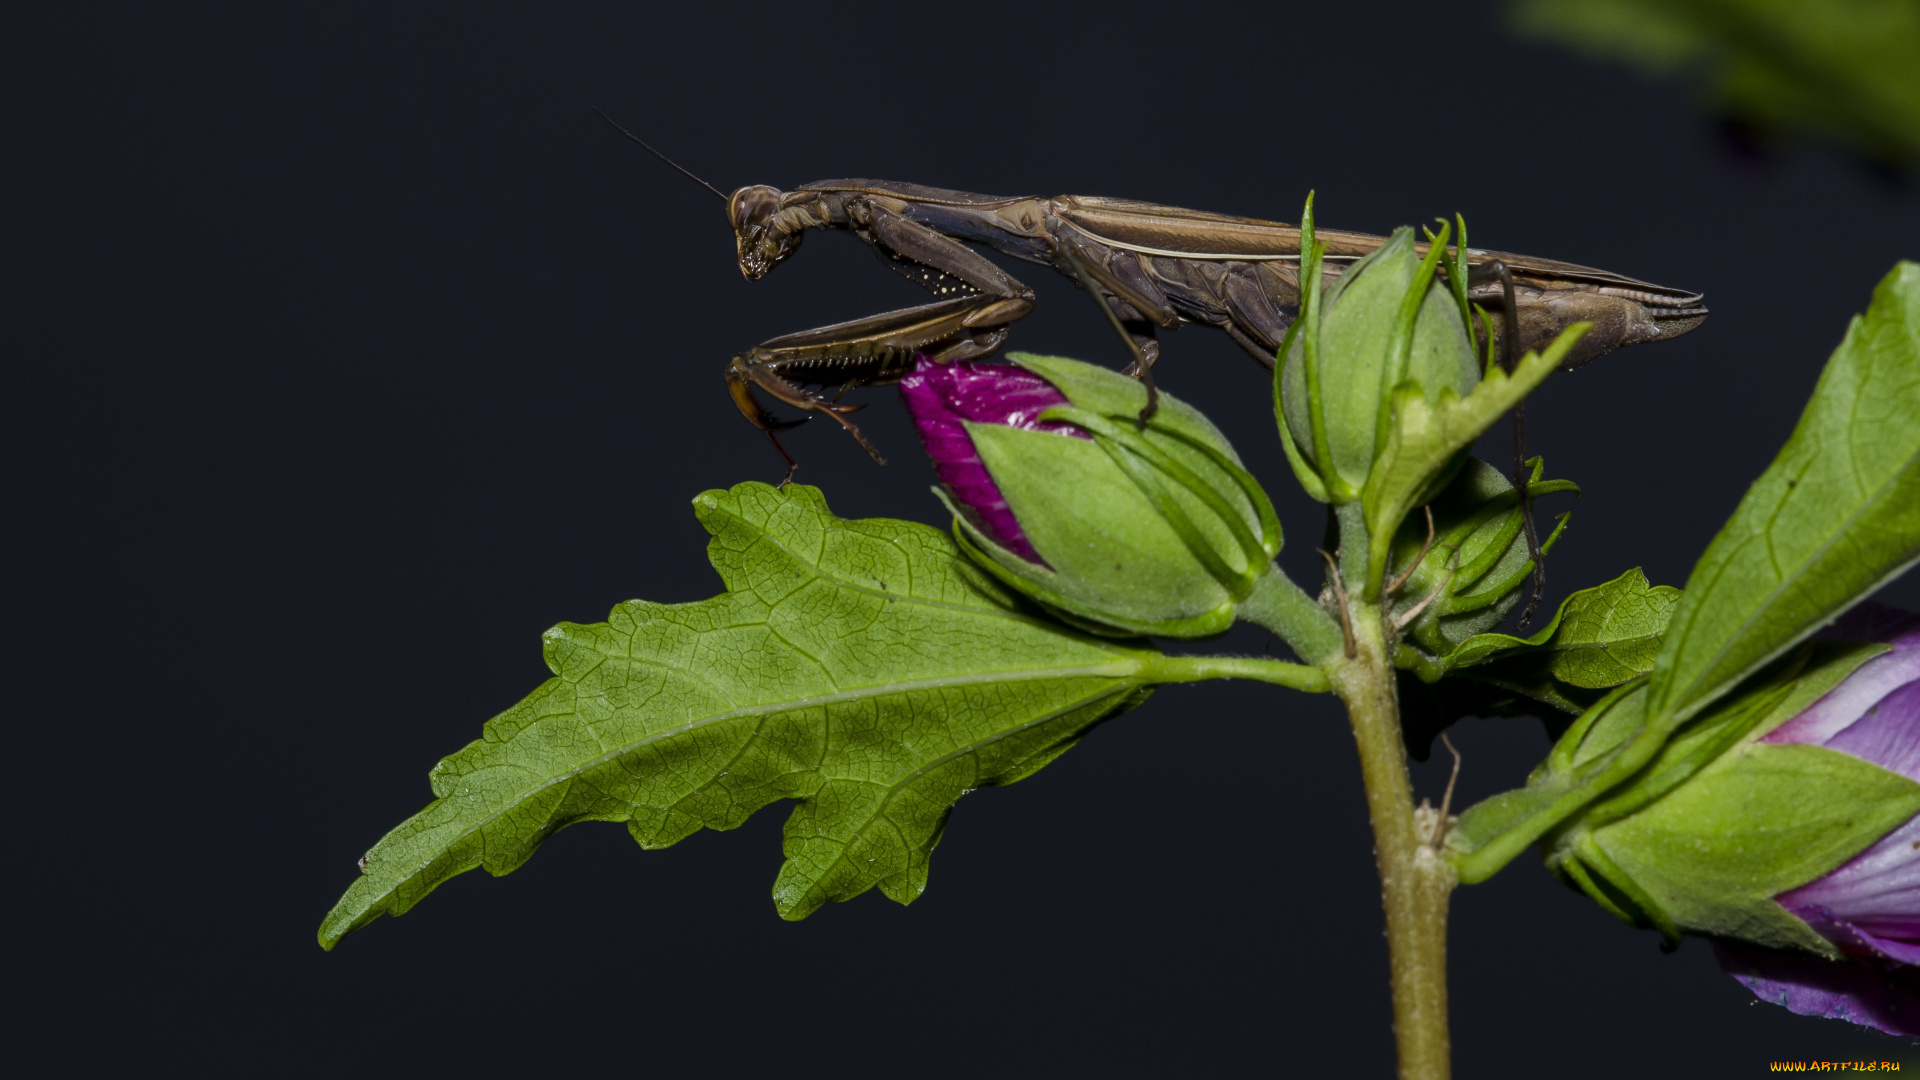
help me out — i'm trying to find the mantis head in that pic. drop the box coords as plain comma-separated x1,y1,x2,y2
729,185,804,280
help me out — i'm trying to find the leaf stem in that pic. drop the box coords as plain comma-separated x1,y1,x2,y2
1330,592,1458,1080
1144,654,1331,693
1237,568,1344,663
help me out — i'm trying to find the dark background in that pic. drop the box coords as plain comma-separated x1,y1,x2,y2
14,1,1920,1075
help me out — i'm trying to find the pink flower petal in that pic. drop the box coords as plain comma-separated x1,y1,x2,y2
1764,640,1920,747
1764,605,1920,970
897,356,1086,564
1715,939,1920,1036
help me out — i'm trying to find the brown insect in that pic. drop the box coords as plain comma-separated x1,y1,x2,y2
598,110,1707,620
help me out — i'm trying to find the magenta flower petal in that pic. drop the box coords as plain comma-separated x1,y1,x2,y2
1824,678,1920,781
1796,809,1920,943
897,356,1087,564
1754,605,1920,981
1714,939,1920,1037
1765,629,1920,747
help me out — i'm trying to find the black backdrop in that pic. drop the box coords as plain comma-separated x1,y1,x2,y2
14,1,1920,1075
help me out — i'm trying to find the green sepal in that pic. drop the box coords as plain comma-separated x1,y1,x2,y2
1567,830,1683,946
1295,192,1348,502
1375,220,1456,462
1045,405,1277,583
1448,637,1888,887
1431,215,1479,350
937,485,1237,639
1272,312,1331,502
937,352,1284,638
1551,737,1920,955
1447,679,1652,883
1006,352,1241,460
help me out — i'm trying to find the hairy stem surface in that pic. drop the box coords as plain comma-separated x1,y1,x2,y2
1145,654,1331,692
1330,593,1458,1080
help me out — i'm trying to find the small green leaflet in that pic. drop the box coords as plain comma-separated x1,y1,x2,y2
1442,567,1681,688
319,483,1165,949
1396,568,1679,750
1646,261,1920,728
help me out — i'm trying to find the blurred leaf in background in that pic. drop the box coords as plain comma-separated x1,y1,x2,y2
1510,0,1920,173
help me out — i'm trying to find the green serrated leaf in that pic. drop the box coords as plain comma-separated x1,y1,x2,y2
1396,567,1674,746
1444,567,1681,687
319,483,1167,948
1645,261,1920,729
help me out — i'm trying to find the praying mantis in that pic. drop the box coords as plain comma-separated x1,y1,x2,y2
597,110,1707,620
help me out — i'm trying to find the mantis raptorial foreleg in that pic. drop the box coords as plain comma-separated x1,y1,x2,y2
724,202,1036,482
725,297,1020,483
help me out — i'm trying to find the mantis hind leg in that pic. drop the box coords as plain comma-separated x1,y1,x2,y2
1468,259,1546,627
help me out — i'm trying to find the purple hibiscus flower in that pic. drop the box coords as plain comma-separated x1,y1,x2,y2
897,356,1087,564
1717,602,1920,1034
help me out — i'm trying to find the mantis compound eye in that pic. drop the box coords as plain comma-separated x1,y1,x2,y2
726,185,780,230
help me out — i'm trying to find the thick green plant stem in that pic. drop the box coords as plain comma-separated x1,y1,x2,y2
1330,595,1458,1080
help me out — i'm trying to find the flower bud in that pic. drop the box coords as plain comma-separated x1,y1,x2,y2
898,355,1086,564
1277,218,1481,504
1386,457,1573,674
1542,605,1920,1034
899,352,1280,637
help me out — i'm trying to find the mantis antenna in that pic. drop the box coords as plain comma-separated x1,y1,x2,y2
591,106,727,201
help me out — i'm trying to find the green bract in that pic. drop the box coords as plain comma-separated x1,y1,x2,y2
943,352,1282,639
